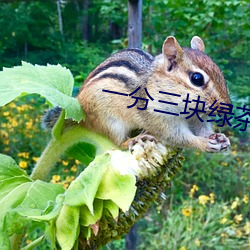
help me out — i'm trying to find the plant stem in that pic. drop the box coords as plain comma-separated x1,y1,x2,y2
30,126,118,181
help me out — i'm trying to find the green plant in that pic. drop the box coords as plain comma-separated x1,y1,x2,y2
0,62,182,249
137,192,249,250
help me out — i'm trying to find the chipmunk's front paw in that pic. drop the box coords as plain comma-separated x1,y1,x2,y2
207,133,230,152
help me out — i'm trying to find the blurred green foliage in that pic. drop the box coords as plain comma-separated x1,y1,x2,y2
0,0,249,97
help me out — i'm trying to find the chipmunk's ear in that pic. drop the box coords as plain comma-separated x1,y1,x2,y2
191,36,205,52
162,36,184,63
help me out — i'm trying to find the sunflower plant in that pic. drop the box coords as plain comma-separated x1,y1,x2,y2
0,62,183,249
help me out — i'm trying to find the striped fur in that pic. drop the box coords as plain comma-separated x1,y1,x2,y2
76,36,231,152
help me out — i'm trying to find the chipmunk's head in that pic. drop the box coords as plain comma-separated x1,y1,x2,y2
155,36,231,113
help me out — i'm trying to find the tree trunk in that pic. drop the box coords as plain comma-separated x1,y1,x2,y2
56,0,63,36
82,0,89,41
128,0,142,49
125,224,137,250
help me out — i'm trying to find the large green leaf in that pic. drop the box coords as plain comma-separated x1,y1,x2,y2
56,205,80,250
0,181,32,248
0,154,65,248
20,181,64,213
0,62,85,121
66,142,96,165
63,154,110,213
96,167,136,212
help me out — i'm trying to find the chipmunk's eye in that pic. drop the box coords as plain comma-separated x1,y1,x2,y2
190,72,204,87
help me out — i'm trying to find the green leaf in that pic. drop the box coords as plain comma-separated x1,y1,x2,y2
0,231,10,250
1,181,64,239
20,181,64,213
0,182,33,247
0,176,32,201
64,154,111,213
56,205,80,250
26,196,64,222
96,167,136,212
80,199,103,226
66,142,96,165
0,62,85,122
45,221,56,249
0,182,33,218
103,200,119,219
0,154,65,244
0,154,30,181
80,226,92,240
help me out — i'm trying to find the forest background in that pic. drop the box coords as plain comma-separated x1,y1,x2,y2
0,0,249,249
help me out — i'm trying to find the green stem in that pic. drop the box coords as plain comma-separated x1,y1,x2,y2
30,126,118,181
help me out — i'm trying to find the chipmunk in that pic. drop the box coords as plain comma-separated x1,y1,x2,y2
43,36,231,153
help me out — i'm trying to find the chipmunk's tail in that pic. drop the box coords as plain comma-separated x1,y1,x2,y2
41,106,62,130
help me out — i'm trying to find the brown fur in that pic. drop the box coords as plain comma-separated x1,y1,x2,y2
77,36,231,152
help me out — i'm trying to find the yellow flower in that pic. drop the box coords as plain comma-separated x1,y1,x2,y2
26,121,33,129
234,214,243,224
195,150,200,155
179,247,186,250
3,138,9,145
70,165,77,172
18,152,30,159
198,195,210,206
63,182,69,189
232,150,237,156
243,195,248,204
51,175,61,183
209,193,215,204
17,105,30,112
3,111,9,116
19,161,28,169
11,119,18,127
9,102,16,108
0,130,8,138
194,238,201,247
75,159,81,165
62,160,69,166
221,162,228,167
32,157,39,162
182,207,192,217
189,184,199,198
4,147,10,152
66,176,75,182
244,221,250,234
231,198,240,209
220,217,228,224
